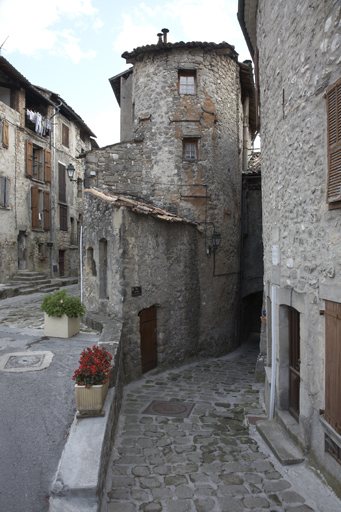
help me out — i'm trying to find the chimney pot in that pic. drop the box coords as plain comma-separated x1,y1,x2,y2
161,28,169,44
157,33,163,44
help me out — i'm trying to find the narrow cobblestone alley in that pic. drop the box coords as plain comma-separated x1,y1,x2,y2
103,338,341,512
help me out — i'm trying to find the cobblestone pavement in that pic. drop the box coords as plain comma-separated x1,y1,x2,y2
103,338,341,512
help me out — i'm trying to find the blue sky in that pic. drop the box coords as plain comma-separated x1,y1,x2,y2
0,0,251,147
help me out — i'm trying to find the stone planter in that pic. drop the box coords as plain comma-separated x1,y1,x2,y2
75,381,109,417
44,313,80,338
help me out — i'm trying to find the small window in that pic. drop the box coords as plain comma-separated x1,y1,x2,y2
179,70,196,95
183,139,198,161
62,123,69,148
32,146,44,181
60,204,68,231
0,176,9,208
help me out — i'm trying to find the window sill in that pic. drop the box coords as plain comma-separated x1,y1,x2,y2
0,206,10,210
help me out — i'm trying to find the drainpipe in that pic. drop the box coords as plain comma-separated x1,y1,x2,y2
243,95,250,172
269,284,277,419
80,225,83,302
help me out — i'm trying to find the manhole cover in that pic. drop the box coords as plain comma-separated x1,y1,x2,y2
0,351,54,373
5,354,44,369
142,400,195,418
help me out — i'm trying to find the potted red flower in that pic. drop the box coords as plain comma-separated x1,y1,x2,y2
72,345,112,417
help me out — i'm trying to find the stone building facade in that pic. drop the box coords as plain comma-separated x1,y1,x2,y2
82,36,256,381
0,57,96,282
239,0,341,495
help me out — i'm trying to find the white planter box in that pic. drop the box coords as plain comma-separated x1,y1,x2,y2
44,313,80,338
75,381,109,416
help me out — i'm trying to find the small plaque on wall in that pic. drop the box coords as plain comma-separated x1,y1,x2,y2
132,286,142,297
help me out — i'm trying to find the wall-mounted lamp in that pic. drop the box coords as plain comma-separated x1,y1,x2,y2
207,231,221,256
67,163,76,182
211,231,221,250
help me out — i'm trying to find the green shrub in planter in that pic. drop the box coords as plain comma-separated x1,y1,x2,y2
41,289,85,318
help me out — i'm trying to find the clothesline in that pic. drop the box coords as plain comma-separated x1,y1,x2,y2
26,109,52,137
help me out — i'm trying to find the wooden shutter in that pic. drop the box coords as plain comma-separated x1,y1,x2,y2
326,78,341,208
59,163,66,203
60,204,67,231
325,300,341,435
31,186,40,229
44,149,51,183
2,120,9,148
44,191,50,230
26,140,33,177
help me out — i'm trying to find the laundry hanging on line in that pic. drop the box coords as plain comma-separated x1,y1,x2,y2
26,109,51,137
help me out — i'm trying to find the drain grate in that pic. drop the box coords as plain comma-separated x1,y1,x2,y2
142,400,195,418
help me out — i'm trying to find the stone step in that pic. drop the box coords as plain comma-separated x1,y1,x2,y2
256,419,305,465
11,275,49,282
10,279,52,288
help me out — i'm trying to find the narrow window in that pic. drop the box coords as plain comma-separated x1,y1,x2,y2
44,191,50,231
60,204,68,231
32,146,44,181
31,186,40,229
183,139,198,161
62,123,69,148
59,163,66,203
0,176,9,208
326,78,341,209
179,70,196,95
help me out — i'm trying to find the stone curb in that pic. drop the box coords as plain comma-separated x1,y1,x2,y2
49,341,124,512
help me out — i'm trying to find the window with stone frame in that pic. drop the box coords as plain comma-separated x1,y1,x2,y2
179,70,196,95
326,77,341,209
0,176,9,208
183,138,199,161
26,140,51,183
31,186,50,230
62,123,70,148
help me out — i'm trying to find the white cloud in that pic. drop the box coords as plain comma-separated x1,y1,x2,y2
0,0,98,61
112,0,250,62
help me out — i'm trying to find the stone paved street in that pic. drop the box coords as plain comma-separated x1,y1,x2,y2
103,338,341,512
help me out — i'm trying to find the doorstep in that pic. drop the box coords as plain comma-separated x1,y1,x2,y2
256,418,305,465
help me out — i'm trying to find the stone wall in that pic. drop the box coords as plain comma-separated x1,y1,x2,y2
256,0,341,493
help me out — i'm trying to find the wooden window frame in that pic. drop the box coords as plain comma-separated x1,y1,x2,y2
183,138,199,161
179,70,196,95
62,123,69,148
31,186,50,230
26,141,50,183
0,176,9,208
326,77,341,209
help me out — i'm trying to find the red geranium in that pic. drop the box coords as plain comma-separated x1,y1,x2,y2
72,345,112,388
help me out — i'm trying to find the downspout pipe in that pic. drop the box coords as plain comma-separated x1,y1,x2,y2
243,95,250,172
269,285,277,419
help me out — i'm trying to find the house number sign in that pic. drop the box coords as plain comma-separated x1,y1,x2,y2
132,286,142,297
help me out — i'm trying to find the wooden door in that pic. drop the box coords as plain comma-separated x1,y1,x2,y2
140,306,157,374
325,300,341,434
288,307,300,422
